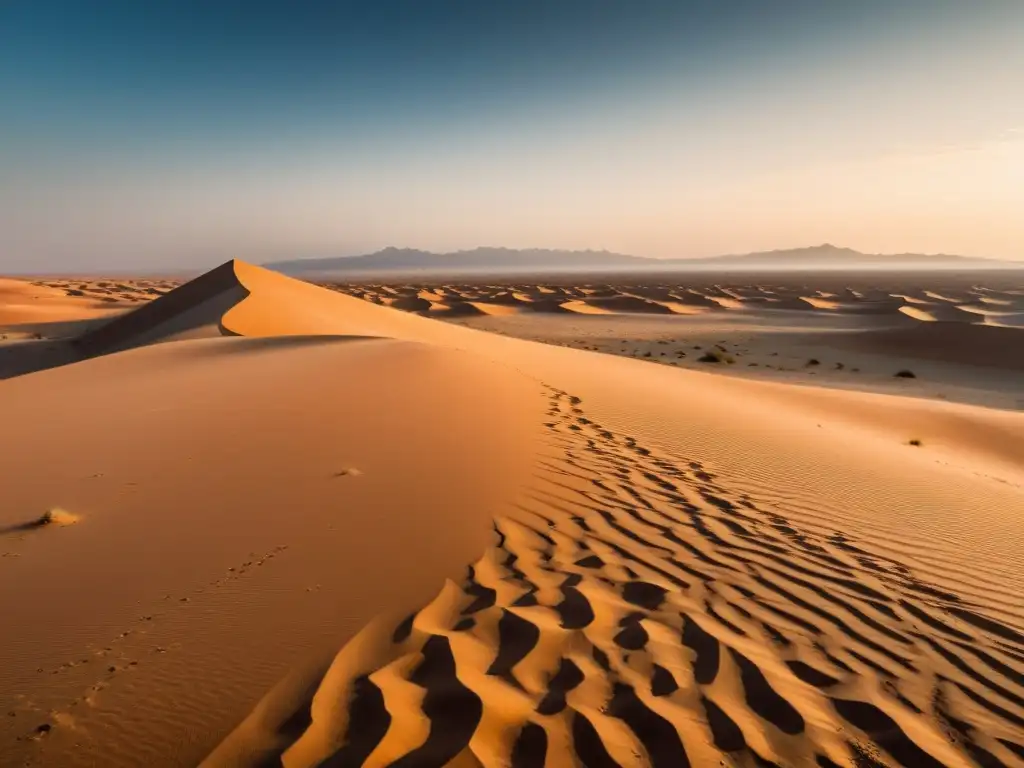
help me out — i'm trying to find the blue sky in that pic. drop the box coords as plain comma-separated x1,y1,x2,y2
1,0,1022,271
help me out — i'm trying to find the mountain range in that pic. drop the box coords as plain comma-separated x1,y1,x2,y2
265,244,1018,276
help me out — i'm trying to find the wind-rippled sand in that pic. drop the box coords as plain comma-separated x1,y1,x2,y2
1,263,1022,767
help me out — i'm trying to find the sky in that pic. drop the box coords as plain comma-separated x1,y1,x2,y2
1,0,1023,272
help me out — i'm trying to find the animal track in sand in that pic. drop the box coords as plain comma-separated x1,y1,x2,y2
226,384,1024,767
11,543,293,742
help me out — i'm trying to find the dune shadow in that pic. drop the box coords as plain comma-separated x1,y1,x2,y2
0,340,82,380
1,316,388,380
0,516,62,538
185,334,390,358
0,521,45,537
0,315,119,340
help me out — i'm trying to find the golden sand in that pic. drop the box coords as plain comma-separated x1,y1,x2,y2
0,263,1021,767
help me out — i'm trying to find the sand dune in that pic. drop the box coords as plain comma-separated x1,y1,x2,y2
0,278,543,767
558,300,616,315
2,263,1023,767
985,313,1024,329
923,290,967,304
469,302,530,316
575,296,678,315
384,296,435,313
76,261,446,358
208,385,1024,768
73,262,250,356
0,278,127,334
431,301,488,317
432,301,525,318
703,295,746,310
799,296,842,310
898,305,941,322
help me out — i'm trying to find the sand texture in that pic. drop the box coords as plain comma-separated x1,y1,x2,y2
1,263,1022,767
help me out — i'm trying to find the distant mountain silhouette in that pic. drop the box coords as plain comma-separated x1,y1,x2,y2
265,244,1014,275
265,247,648,274
676,244,1004,266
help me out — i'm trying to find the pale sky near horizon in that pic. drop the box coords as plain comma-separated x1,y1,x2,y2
1,1,1022,272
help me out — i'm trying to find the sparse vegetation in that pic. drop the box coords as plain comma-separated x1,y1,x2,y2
698,349,735,364
31,508,80,528
806,358,820,366
894,369,917,379
908,439,922,447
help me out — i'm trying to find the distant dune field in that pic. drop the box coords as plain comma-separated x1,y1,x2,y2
331,276,1024,411
1,264,1023,767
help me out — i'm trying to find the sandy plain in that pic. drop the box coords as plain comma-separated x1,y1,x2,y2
1,263,1023,768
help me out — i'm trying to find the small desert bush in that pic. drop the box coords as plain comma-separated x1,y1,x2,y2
894,369,917,379
908,438,922,447
698,349,735,364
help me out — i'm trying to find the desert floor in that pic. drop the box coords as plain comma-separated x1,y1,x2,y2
1,264,1023,768
331,273,1024,412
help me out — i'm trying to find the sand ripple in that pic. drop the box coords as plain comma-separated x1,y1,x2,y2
208,388,1024,768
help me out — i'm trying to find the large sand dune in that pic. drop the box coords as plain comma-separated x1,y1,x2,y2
2,262,1023,767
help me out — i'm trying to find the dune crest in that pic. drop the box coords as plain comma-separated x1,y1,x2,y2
72,260,445,357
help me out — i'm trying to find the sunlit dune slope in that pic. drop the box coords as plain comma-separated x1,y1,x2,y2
0,278,124,331
0,333,544,767
208,377,1024,768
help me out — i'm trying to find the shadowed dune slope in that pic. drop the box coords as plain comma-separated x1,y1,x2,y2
73,261,250,356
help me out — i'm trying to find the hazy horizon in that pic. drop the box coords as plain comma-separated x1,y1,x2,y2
2,1,1023,272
